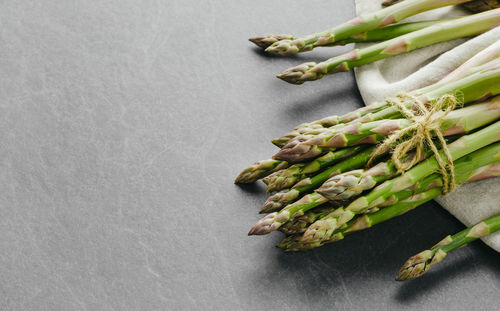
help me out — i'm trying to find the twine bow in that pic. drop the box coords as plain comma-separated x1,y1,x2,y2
368,93,462,194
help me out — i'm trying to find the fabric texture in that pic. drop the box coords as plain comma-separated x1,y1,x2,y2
353,0,500,251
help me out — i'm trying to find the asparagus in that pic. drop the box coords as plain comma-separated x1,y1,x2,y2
277,9,500,84
273,55,500,148
302,120,500,242
275,92,500,163
261,0,472,55
272,103,388,148
255,100,500,230
280,188,442,252
249,19,449,49
234,159,288,183
316,98,500,201
263,146,363,192
260,146,375,212
274,119,412,162
397,212,500,281
279,206,333,235
280,144,500,251
277,63,500,163
236,57,500,184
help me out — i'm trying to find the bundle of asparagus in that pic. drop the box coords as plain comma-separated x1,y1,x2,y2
249,1,500,84
236,41,500,281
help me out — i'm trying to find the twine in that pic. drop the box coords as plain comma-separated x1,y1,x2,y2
368,93,462,194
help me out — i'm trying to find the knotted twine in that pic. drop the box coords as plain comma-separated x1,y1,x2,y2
368,93,462,194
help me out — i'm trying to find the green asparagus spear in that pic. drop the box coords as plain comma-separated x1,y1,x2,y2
249,19,450,49
396,212,500,281
263,0,472,55
234,159,289,183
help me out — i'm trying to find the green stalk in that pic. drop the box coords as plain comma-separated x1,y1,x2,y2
249,19,449,49
263,0,472,55
396,212,500,281
277,9,500,84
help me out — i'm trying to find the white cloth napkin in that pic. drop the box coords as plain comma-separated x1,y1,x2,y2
354,0,500,251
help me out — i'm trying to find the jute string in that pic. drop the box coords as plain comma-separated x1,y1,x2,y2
368,93,461,194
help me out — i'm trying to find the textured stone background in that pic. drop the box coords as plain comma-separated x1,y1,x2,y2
1,1,499,310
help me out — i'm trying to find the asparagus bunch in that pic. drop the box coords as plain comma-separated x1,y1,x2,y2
237,3,500,284
276,9,500,84
396,212,500,281
252,117,500,237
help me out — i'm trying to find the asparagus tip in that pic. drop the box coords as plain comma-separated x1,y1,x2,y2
276,62,317,84
395,249,447,281
248,212,280,235
249,34,294,49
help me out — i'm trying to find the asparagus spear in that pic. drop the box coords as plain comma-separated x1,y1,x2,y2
274,119,412,162
272,103,388,148
249,19,449,49
302,120,500,243
261,0,472,56
279,206,334,235
280,146,500,251
234,159,289,183
396,212,500,281
263,146,363,192
277,9,500,84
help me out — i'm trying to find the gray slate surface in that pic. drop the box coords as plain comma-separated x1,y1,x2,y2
1,0,499,310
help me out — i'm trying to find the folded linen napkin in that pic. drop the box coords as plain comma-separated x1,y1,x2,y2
354,0,500,251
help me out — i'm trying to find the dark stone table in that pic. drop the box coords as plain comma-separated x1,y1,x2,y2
2,0,499,310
